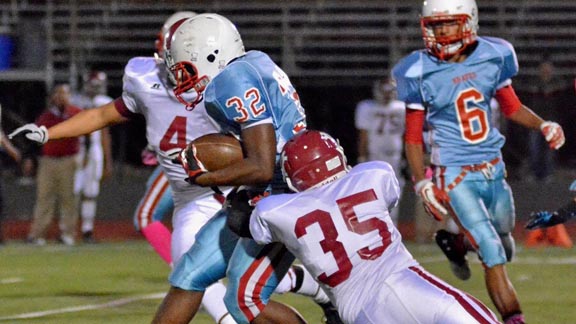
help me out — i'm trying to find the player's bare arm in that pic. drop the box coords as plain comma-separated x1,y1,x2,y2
506,104,565,150
405,142,426,182
49,100,127,140
195,123,276,187
505,104,544,130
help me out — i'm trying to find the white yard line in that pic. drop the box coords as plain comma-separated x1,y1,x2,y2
0,292,165,321
0,277,23,284
419,255,576,265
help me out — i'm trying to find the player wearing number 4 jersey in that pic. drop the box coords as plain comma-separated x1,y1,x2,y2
249,130,499,324
8,11,238,324
392,1,565,323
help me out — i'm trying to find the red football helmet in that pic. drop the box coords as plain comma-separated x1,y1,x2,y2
82,70,107,96
281,130,350,192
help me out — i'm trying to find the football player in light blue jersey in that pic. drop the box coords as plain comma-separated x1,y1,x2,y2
153,13,340,324
392,1,565,324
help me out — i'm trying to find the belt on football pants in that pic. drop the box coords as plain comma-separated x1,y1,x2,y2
440,157,501,192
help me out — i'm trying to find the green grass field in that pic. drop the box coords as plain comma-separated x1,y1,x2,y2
0,240,574,323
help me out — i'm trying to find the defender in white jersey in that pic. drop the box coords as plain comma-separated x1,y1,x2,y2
11,12,335,324
355,78,405,223
249,130,499,324
71,70,114,243
8,12,238,324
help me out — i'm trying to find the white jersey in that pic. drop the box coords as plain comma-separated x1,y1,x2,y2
355,99,405,163
72,94,113,158
120,57,224,207
250,161,500,324
250,161,418,322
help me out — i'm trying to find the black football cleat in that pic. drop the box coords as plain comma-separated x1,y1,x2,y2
435,229,471,281
318,302,344,324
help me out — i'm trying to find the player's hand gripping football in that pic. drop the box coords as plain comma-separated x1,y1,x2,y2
540,121,565,150
8,123,49,144
173,144,207,185
415,179,450,221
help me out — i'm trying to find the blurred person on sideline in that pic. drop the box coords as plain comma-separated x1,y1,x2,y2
10,12,237,324
354,77,406,225
521,57,565,183
247,130,500,323
71,70,114,243
26,84,82,246
392,0,565,323
0,127,22,244
525,179,576,232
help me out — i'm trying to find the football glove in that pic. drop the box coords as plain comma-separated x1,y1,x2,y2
540,121,565,150
224,187,269,239
8,124,49,144
525,211,564,230
172,145,207,185
415,179,450,221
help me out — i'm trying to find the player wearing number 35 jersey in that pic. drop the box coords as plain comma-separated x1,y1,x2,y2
250,130,499,324
392,1,565,323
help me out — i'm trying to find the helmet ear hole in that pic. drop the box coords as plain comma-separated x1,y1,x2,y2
207,54,216,63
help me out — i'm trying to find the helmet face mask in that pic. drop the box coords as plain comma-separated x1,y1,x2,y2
165,13,245,108
420,0,478,60
281,130,350,192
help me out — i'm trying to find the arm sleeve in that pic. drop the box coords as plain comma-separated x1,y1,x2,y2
114,97,138,119
494,37,519,84
120,57,154,115
495,85,522,117
404,108,425,144
392,52,425,106
380,163,401,211
249,205,273,245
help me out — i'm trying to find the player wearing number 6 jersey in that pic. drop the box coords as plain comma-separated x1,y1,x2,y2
249,130,499,324
392,1,565,323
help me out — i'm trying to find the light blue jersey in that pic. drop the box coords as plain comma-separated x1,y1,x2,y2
393,37,518,166
204,50,307,158
170,50,307,323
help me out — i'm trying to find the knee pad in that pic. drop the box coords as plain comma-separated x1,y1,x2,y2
500,233,515,262
470,226,507,268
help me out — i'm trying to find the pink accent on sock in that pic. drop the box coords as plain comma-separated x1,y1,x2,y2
141,221,172,264
504,314,525,324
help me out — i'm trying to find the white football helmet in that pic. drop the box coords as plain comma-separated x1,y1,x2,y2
155,11,197,57
421,0,479,60
165,13,245,108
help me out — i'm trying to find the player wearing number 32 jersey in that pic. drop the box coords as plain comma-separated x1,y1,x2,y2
250,130,499,324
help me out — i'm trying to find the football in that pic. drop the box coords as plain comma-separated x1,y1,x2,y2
189,133,244,171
